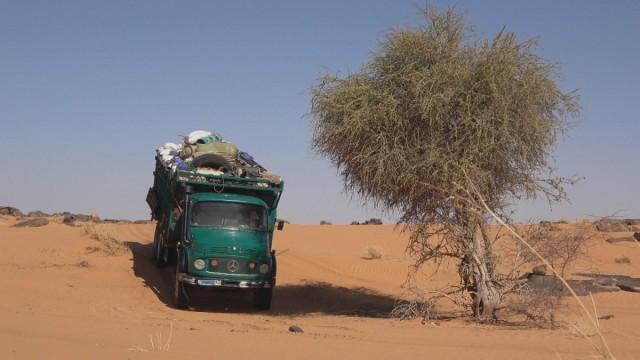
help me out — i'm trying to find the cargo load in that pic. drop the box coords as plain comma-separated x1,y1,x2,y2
155,130,281,185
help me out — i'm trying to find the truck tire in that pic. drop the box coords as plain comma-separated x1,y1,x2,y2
165,246,177,266
271,251,277,277
173,250,191,309
191,153,234,172
151,223,159,262
254,288,272,310
152,223,167,267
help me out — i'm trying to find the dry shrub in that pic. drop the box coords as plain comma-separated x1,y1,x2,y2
365,246,384,260
319,220,332,225
50,215,67,224
82,224,128,255
507,223,591,277
594,219,629,232
504,286,562,326
390,298,438,321
485,211,614,359
390,285,447,321
481,223,592,326
614,256,631,265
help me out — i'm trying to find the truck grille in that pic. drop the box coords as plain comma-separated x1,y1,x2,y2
206,247,230,255
206,247,261,257
211,258,251,274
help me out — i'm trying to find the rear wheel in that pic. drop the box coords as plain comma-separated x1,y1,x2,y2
254,288,272,310
152,222,167,267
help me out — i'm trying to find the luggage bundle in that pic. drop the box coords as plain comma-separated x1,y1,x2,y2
156,130,281,184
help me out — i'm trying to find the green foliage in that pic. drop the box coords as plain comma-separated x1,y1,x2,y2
312,7,578,220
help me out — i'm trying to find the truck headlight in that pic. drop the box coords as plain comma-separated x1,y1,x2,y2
259,264,270,274
193,259,206,270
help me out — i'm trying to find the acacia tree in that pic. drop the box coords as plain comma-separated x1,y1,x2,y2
310,7,579,319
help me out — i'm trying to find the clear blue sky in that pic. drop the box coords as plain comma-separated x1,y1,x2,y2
1,1,638,223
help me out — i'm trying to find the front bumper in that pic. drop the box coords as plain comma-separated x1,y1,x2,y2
177,273,274,288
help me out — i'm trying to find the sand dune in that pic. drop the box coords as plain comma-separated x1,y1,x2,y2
1,218,639,359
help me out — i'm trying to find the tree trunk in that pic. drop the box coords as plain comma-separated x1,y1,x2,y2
461,217,500,320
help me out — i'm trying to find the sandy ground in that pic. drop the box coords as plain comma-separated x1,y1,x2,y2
1,217,639,359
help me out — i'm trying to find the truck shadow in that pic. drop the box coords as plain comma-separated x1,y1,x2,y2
129,242,396,318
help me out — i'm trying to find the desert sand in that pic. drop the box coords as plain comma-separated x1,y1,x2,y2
1,217,639,359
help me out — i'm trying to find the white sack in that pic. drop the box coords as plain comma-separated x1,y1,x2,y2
184,130,212,145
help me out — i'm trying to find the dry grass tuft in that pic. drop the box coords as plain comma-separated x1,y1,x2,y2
148,321,174,352
569,318,599,338
82,224,128,255
129,321,174,353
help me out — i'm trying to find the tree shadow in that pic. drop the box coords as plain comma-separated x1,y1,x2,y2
128,242,396,317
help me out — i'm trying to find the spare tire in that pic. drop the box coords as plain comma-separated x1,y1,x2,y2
192,153,234,172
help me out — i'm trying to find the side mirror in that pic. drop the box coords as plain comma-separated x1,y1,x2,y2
276,220,285,231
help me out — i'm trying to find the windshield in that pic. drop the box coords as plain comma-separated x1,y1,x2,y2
190,201,267,231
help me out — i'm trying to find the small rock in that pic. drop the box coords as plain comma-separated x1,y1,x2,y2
62,214,77,225
13,218,49,228
288,325,304,333
532,265,547,276
76,260,90,268
598,314,615,320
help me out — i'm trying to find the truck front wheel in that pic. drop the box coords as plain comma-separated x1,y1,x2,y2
173,250,191,309
254,288,272,310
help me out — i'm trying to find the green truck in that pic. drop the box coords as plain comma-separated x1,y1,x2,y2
146,156,284,310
